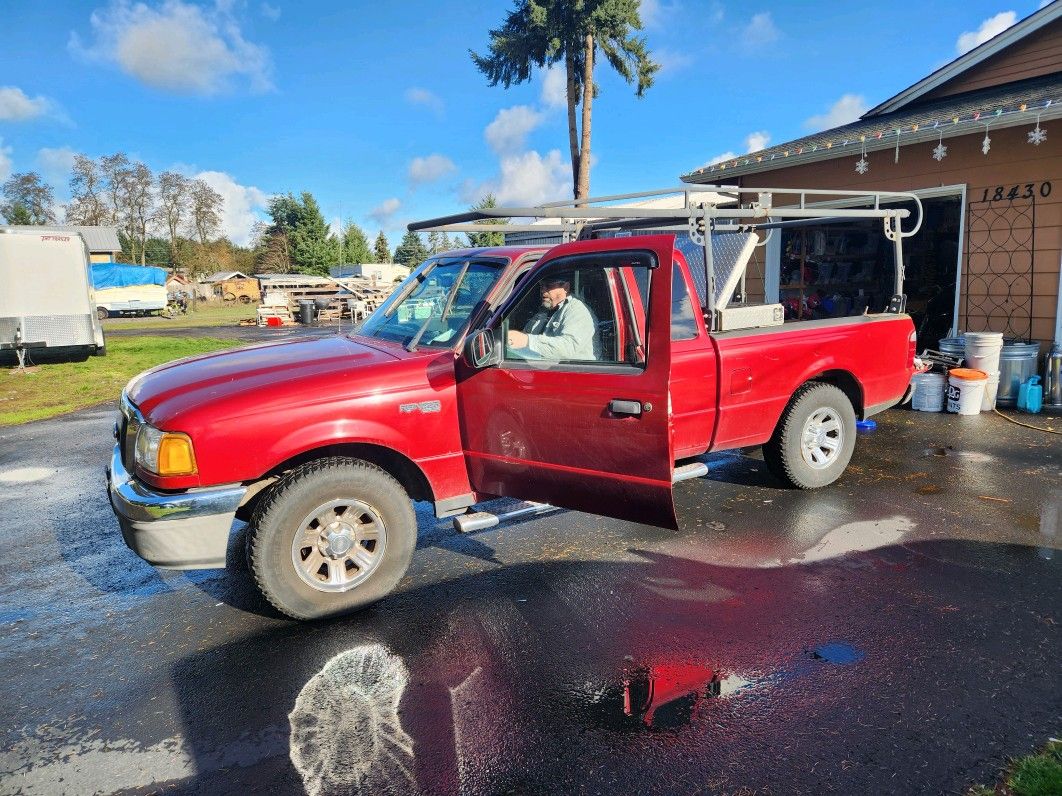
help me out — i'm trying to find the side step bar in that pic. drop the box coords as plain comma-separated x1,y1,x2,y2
452,463,710,533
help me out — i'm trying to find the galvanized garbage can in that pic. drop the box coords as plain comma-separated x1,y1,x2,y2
298,299,316,325
997,341,1040,407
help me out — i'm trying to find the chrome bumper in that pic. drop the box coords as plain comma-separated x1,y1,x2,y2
107,443,247,569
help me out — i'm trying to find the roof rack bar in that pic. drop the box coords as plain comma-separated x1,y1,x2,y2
538,186,737,208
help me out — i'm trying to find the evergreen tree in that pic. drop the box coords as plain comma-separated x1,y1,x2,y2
288,192,340,276
342,222,373,263
472,0,658,199
465,194,508,248
373,231,391,263
427,230,442,255
440,231,454,251
394,231,430,267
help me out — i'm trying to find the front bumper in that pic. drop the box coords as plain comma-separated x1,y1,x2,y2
107,443,248,569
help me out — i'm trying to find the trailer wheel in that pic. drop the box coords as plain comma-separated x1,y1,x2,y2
248,457,416,620
762,383,856,489
223,292,237,303
96,307,109,320
239,294,252,304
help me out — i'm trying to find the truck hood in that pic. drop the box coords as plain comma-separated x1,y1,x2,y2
128,335,400,423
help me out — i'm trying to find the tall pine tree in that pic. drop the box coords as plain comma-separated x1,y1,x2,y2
342,222,372,263
289,192,340,275
373,231,391,263
394,231,430,267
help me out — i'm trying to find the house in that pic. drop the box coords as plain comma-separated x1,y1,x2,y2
680,3,1062,352
0,225,121,263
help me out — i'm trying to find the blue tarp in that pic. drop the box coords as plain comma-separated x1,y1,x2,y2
90,263,167,289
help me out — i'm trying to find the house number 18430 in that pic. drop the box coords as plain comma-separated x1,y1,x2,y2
980,182,1051,202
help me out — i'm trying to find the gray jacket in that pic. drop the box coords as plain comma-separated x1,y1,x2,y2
522,296,601,361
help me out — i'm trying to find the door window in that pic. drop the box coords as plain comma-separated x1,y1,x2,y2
499,252,654,367
671,262,700,340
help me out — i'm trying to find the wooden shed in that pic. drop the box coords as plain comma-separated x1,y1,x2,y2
205,271,261,304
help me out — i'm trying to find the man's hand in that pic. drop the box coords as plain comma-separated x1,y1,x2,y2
507,330,529,349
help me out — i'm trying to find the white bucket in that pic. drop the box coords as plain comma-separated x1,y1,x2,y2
964,332,1004,375
911,372,946,412
947,368,988,415
981,371,1000,412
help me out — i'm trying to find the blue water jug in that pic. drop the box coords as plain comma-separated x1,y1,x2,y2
1017,375,1043,414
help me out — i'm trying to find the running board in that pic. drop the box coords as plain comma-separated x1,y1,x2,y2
672,462,709,483
453,502,559,533
453,465,709,533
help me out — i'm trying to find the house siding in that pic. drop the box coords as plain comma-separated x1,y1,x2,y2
725,125,1061,348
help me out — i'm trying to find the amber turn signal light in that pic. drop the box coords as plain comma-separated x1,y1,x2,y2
157,433,198,477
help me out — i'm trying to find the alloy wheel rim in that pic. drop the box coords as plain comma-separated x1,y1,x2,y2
291,499,386,592
800,408,843,470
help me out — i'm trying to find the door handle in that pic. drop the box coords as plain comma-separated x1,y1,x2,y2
609,399,643,416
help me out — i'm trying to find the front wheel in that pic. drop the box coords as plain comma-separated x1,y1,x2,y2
762,383,857,489
248,457,416,620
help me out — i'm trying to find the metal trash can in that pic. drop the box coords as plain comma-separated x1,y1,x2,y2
997,341,1040,407
298,299,316,325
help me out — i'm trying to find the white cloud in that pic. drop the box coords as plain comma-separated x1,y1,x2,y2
703,130,772,168
745,130,770,152
485,105,544,155
463,149,570,207
70,0,272,95
0,139,12,182
956,11,1018,55
260,2,280,20
36,147,78,187
404,87,444,115
540,65,567,109
803,94,868,131
193,170,269,245
0,86,53,121
741,12,780,49
408,154,457,185
369,197,402,227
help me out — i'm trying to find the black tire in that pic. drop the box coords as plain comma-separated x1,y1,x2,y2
248,457,416,620
762,383,857,489
224,292,237,303
96,307,109,320
238,294,252,304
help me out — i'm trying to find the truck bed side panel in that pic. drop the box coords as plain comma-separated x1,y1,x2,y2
710,315,914,451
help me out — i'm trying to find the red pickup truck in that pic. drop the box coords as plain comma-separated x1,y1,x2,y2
107,188,919,619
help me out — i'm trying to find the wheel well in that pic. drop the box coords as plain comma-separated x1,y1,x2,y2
236,443,434,521
811,370,864,417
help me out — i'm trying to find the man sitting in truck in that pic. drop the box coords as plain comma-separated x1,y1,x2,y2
506,275,600,361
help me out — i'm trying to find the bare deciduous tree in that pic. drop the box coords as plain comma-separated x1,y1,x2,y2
66,155,110,226
188,179,223,245
123,162,154,265
1,172,56,224
154,171,190,264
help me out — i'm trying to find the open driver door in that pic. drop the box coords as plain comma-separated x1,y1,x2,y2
455,235,677,530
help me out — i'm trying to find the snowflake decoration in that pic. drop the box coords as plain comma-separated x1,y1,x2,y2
981,133,991,155
1028,125,1047,145
855,157,869,175
932,142,948,161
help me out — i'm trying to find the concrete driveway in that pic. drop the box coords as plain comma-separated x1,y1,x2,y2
0,404,1058,795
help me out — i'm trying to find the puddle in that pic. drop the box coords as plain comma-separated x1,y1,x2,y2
922,447,995,463
768,516,914,567
0,467,55,485
811,642,865,665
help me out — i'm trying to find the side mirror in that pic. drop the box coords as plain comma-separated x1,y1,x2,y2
464,328,502,369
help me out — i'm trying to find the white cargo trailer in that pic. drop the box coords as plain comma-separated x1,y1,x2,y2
0,229,106,362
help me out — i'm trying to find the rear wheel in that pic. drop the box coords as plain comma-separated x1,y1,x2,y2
763,383,856,489
96,307,109,320
239,294,252,304
248,457,416,620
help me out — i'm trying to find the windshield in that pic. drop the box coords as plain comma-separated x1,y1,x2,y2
358,257,504,349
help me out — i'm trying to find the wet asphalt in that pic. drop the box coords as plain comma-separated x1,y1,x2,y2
0,365,1059,795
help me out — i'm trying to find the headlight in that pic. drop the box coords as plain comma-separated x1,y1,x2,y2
135,423,198,476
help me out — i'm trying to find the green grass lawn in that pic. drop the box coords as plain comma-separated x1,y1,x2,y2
102,302,257,330
0,336,237,426
968,739,1062,796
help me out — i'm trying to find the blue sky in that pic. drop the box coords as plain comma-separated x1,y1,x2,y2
0,0,1053,245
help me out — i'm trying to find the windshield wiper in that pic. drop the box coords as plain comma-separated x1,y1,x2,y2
406,260,471,352
384,260,437,318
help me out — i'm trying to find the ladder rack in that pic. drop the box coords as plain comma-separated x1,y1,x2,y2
408,185,923,333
